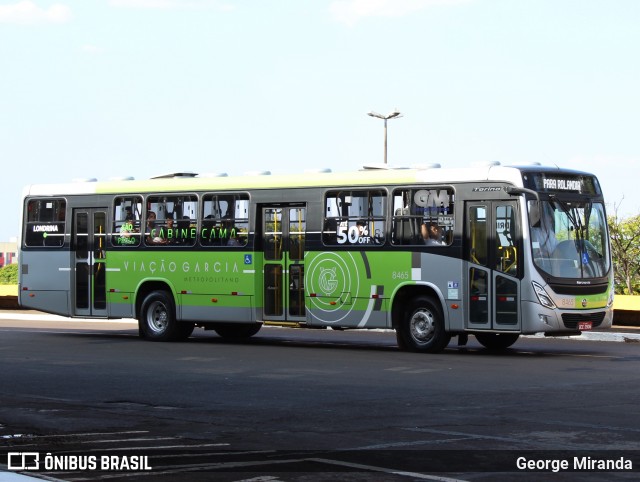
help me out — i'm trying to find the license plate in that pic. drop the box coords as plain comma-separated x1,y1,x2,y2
578,321,593,331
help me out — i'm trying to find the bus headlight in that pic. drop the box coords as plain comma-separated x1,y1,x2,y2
532,281,556,309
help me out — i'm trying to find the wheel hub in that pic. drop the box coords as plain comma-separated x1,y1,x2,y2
148,302,168,333
410,310,435,342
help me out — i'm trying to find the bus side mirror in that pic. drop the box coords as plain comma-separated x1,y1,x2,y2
505,187,541,226
529,202,541,227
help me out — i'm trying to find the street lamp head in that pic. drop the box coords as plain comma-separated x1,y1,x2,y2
367,110,402,120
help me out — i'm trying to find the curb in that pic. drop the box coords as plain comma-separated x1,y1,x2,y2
524,331,640,343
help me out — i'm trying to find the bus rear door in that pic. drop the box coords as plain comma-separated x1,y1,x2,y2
260,204,306,324
466,201,521,331
72,208,108,317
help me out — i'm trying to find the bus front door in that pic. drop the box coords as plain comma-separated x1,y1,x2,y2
261,205,306,324
72,208,108,317
466,201,521,331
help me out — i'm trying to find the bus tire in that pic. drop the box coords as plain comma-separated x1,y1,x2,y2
214,323,261,339
139,291,182,341
475,332,519,350
396,296,451,353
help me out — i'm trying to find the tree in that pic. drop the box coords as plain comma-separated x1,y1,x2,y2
0,263,18,285
608,205,640,295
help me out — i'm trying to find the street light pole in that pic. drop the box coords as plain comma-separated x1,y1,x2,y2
367,110,402,164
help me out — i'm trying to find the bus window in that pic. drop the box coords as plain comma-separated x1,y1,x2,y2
323,190,386,246
264,208,283,260
289,207,305,260
201,193,249,247
145,195,198,246
112,196,142,247
24,198,66,247
469,206,488,265
391,188,454,245
495,204,517,275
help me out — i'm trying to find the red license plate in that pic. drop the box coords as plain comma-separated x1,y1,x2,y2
578,321,593,331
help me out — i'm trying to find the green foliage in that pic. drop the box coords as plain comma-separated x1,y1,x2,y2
608,212,640,295
0,263,18,285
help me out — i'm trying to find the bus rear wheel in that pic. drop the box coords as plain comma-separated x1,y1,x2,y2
139,291,191,341
475,332,519,350
396,296,451,353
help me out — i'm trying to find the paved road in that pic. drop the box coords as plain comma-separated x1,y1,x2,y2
0,313,639,481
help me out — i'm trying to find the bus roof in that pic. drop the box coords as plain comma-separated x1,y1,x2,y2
22,163,596,197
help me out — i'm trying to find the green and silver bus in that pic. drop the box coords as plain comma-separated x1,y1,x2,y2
18,163,614,352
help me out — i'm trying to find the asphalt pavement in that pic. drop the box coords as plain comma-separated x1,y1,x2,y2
1,310,639,342
1,310,639,481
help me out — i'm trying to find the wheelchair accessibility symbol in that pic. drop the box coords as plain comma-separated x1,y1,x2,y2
244,254,252,265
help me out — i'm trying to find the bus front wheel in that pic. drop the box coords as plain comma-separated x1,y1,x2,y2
396,296,451,353
139,291,191,341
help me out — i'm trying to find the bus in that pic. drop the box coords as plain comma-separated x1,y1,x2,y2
18,162,614,353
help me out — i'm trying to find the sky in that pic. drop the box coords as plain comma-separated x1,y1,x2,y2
1,0,639,242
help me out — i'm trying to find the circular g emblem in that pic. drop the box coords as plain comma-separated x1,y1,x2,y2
307,252,360,324
318,267,338,295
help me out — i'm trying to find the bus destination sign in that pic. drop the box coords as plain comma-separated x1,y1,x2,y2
542,178,582,192
523,172,600,196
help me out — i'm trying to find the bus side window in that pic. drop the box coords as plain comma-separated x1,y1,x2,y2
391,188,454,246
392,187,454,246
112,196,142,247
24,198,66,247
200,193,249,247
145,194,198,247
323,189,386,246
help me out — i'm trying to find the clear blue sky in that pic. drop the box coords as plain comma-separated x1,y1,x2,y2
1,0,639,242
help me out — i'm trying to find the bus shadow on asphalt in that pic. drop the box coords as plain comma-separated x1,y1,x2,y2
44,327,618,359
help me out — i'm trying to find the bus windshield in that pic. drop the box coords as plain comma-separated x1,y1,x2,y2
528,199,610,279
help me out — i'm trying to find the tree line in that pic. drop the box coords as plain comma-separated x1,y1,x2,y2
609,208,640,295
0,263,17,284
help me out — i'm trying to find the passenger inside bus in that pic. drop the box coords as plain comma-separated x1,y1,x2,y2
146,211,161,244
157,218,174,244
422,222,444,246
227,234,241,246
223,219,244,246
119,212,135,236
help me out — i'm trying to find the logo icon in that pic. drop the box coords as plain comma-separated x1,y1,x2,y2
8,452,40,471
318,267,338,295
